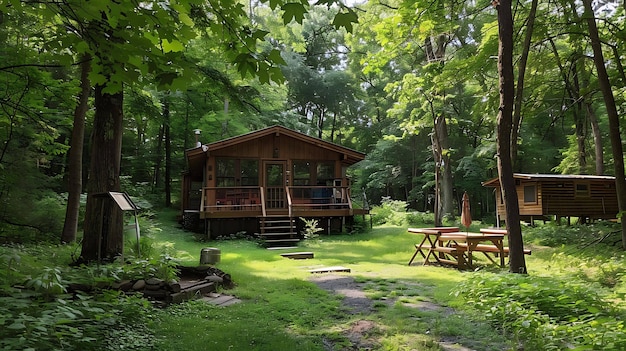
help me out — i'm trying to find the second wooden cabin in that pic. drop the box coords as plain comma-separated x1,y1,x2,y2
482,173,618,224
181,125,369,247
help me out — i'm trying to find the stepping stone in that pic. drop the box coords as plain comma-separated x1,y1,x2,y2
280,252,314,259
308,266,351,274
201,294,241,306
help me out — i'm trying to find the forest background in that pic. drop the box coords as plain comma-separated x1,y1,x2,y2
1,0,625,247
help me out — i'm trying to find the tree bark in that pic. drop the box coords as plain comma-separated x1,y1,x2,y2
586,102,604,175
434,114,453,221
511,0,537,169
583,0,626,249
496,0,527,274
61,54,90,244
79,85,124,263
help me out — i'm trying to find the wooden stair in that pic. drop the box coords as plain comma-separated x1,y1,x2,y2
259,216,299,248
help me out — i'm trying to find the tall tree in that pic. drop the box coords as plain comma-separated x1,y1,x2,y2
582,0,626,249
60,54,90,243
495,0,527,274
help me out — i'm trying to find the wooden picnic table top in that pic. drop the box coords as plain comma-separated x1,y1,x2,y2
407,227,460,234
438,232,505,241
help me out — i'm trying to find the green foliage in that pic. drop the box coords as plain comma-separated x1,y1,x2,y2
299,217,323,239
0,291,155,351
405,211,435,226
116,254,180,282
456,273,625,350
24,267,67,297
371,197,408,226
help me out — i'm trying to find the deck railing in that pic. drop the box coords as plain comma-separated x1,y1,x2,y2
199,185,362,218
286,185,352,216
200,186,264,214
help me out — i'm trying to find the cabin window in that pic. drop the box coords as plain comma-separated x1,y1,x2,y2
216,158,236,187
523,184,537,203
216,158,259,187
575,182,590,197
240,159,259,186
316,162,334,186
292,161,311,186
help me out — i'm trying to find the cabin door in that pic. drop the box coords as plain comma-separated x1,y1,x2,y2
264,161,286,210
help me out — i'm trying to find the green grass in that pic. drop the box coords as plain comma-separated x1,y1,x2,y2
147,217,509,350
2,210,625,351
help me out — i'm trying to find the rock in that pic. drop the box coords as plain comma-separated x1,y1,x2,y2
132,280,146,291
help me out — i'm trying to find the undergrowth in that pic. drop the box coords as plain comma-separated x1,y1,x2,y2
455,273,626,350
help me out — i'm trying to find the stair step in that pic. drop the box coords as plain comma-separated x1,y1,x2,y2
260,233,296,238
264,239,300,243
262,226,291,230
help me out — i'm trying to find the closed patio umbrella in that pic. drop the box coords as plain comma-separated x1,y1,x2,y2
461,191,471,232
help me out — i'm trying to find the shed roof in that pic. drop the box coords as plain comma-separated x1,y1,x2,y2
482,173,616,187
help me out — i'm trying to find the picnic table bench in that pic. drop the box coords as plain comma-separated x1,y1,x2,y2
408,227,531,269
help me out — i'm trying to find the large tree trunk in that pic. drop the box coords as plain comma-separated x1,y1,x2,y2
79,85,124,263
496,0,527,274
61,54,90,244
511,0,537,169
583,0,626,250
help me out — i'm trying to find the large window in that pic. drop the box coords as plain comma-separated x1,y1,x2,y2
292,161,311,186
216,158,235,187
216,158,259,187
292,160,335,186
316,162,334,186
240,159,259,186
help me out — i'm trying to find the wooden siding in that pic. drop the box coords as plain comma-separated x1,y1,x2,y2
492,178,618,219
540,179,618,217
208,133,346,163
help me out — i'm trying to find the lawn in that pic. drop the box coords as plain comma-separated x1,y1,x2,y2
150,219,508,351
1,209,625,351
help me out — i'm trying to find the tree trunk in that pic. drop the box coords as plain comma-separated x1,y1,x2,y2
511,0,537,169
583,0,626,250
79,85,124,263
496,0,527,274
587,103,604,175
61,54,90,244
435,114,453,220
163,96,172,207
153,124,164,190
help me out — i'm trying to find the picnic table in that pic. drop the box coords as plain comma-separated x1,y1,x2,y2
408,227,513,269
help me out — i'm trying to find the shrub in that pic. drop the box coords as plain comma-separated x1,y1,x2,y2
455,272,624,350
300,217,323,239
371,198,408,226
406,211,435,226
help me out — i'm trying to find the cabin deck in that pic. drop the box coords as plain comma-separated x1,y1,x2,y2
197,185,366,219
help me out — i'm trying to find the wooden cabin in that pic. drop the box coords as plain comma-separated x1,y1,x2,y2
482,173,618,224
181,125,368,247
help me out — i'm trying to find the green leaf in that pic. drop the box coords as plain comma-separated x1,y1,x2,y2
282,3,307,24
162,39,185,53
332,10,358,32
268,49,286,65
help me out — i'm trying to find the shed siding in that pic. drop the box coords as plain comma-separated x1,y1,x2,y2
493,178,618,219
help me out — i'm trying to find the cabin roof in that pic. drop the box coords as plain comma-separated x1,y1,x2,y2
186,125,366,165
482,173,616,187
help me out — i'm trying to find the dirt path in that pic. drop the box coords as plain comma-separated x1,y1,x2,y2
310,274,475,351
